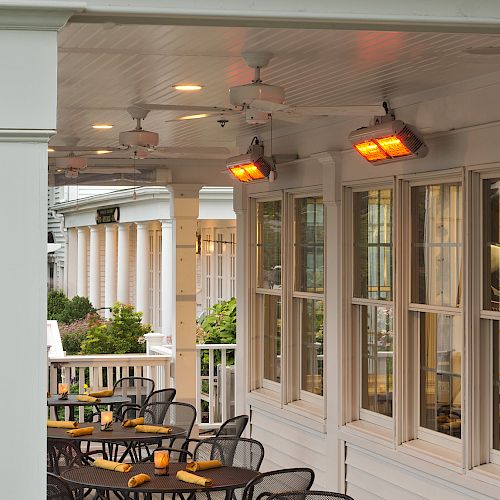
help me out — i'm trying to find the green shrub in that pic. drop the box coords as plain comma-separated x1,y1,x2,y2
48,290,69,320
59,314,100,354
47,291,95,324
198,298,236,345
80,303,150,355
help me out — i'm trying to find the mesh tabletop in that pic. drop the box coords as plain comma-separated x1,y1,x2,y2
47,395,131,407
47,422,186,443
62,462,260,494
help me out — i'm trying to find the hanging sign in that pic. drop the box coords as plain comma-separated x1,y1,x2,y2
96,207,120,224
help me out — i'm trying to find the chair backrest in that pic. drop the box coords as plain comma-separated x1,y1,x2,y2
47,439,85,475
145,388,176,407
47,472,74,499
163,402,197,438
113,376,155,406
216,414,249,438
142,401,172,425
267,491,354,500
194,436,265,471
242,469,315,500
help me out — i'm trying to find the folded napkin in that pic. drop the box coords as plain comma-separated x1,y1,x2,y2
88,389,114,398
135,424,172,434
186,460,222,472
76,395,100,403
47,420,79,429
177,470,213,487
128,473,151,488
66,427,94,437
93,458,133,473
122,417,145,428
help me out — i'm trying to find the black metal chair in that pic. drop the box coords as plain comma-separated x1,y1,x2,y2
213,414,249,437
267,491,354,500
112,376,155,420
241,468,315,500
47,473,74,500
121,389,177,423
47,439,97,475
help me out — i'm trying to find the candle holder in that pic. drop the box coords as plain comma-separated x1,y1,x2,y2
154,450,169,476
58,383,69,400
100,411,113,431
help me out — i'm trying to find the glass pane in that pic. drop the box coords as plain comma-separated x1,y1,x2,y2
256,200,281,289
420,313,462,438
262,294,281,383
295,197,324,293
483,179,500,311
493,321,500,450
361,305,393,417
299,299,324,396
411,183,462,307
353,189,393,300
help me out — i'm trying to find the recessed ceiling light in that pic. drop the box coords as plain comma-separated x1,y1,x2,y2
96,150,112,154
47,147,55,152
174,84,203,91
92,124,113,129
464,46,500,55
179,113,209,120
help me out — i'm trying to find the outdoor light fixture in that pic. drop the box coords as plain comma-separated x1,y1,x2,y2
92,124,113,129
226,137,276,183
349,119,428,165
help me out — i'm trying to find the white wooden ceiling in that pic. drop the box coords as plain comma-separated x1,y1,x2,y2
56,22,500,158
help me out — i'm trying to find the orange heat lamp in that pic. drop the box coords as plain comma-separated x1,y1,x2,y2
226,140,275,182
349,120,427,165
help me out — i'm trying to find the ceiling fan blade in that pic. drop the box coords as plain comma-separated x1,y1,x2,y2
135,102,237,114
272,111,307,123
84,167,142,174
289,105,386,116
49,146,122,153
155,146,231,155
251,99,289,113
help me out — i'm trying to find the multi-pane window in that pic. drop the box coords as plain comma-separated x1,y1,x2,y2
352,189,394,420
256,200,282,388
410,182,462,439
294,197,324,397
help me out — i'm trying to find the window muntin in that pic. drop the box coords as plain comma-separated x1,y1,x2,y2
483,179,500,312
420,312,462,439
411,183,462,307
256,200,282,290
294,197,324,293
262,294,282,384
361,305,393,417
297,298,324,396
353,190,393,300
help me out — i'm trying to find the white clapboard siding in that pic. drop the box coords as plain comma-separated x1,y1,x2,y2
345,445,493,500
250,406,328,489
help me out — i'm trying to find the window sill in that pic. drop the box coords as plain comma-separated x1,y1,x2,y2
340,420,393,447
399,439,463,473
469,463,500,489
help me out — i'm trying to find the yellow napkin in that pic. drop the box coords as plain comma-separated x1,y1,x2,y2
47,420,79,429
66,427,94,437
89,389,114,398
76,395,100,403
177,470,213,487
135,424,172,434
128,473,151,488
122,417,145,428
186,460,222,472
93,458,133,473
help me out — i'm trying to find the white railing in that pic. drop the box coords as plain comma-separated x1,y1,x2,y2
196,343,237,430
48,353,172,422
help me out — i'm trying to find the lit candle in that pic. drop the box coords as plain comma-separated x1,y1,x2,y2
100,411,113,431
154,450,169,475
58,383,69,400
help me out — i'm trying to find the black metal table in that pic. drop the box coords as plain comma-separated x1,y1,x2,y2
47,394,132,421
62,462,260,500
48,422,186,462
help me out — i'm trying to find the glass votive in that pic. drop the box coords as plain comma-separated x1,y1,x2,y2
154,450,169,475
100,411,113,431
58,383,69,400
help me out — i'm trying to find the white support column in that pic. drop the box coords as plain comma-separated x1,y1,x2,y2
89,226,101,309
169,185,201,405
117,222,130,304
161,219,174,342
66,227,78,297
104,224,118,317
77,227,89,297
136,221,150,323
0,7,77,497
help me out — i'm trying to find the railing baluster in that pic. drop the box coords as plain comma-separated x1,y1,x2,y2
208,349,214,425
195,348,201,424
221,349,227,424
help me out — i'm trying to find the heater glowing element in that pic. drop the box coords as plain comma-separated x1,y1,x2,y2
354,141,388,161
228,166,252,182
226,139,276,182
375,135,411,157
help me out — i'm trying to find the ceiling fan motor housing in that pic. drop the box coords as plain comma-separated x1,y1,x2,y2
229,82,285,107
55,155,87,170
119,129,159,149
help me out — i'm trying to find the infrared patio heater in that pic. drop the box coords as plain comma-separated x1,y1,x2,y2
349,103,428,164
226,137,277,183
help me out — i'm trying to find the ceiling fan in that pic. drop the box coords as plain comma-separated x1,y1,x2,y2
136,52,385,125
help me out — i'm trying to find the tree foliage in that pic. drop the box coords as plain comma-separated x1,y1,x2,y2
47,291,95,324
198,297,236,345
